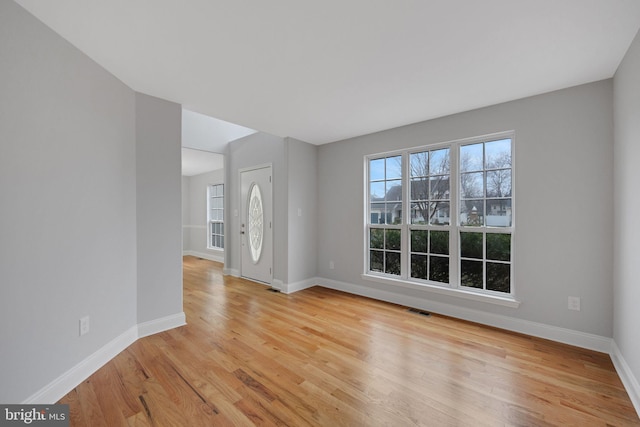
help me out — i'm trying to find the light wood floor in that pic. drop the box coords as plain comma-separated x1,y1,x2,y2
59,256,639,426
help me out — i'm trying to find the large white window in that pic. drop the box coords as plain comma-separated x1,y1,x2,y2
208,184,224,250
366,132,514,300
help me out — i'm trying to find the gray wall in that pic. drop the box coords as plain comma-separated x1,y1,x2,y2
0,1,137,402
286,138,318,284
225,134,319,289
613,29,640,395
226,132,287,281
0,3,184,402
136,93,183,324
183,169,225,261
318,80,614,337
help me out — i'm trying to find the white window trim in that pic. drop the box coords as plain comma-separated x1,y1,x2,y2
207,183,224,251
363,131,518,307
360,272,520,308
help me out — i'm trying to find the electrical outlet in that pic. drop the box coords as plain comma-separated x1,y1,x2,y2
80,316,90,336
568,296,581,311
329,261,335,269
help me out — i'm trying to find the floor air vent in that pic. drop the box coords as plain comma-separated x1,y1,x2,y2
408,308,431,317
267,288,280,293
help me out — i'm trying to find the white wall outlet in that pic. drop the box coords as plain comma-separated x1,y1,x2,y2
79,316,90,336
297,208,302,217
329,261,335,269
568,296,581,311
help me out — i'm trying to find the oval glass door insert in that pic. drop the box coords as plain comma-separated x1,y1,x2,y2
248,183,264,264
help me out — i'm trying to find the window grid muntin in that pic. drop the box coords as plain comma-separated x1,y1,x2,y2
459,228,512,294
368,154,404,276
208,184,224,250
409,228,450,284
369,224,403,276
369,155,403,226
409,148,451,226
457,137,513,293
459,139,512,228
406,145,454,286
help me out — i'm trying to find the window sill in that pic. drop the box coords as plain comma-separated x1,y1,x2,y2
361,273,521,308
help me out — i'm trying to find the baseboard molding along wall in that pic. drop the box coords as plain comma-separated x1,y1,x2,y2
183,250,223,264
611,341,640,415
138,312,187,339
271,279,284,291
312,277,640,416
23,312,186,404
314,277,612,353
282,277,317,294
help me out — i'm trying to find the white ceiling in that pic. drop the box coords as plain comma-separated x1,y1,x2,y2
14,0,640,145
181,108,255,176
181,148,224,177
182,109,256,154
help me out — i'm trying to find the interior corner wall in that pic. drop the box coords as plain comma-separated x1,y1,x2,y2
226,132,287,282
285,138,318,285
0,1,137,403
613,28,640,401
185,168,225,262
135,93,184,324
317,80,614,338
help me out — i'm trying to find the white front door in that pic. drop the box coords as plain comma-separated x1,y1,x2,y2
240,165,273,284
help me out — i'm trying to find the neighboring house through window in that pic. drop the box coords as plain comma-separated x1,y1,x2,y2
208,184,224,250
365,132,514,301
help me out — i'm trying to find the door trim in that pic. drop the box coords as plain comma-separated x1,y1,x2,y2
238,163,273,284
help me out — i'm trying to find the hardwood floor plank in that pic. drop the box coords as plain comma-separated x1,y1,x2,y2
125,411,152,427
57,256,639,426
74,379,109,427
90,364,135,426
58,389,88,427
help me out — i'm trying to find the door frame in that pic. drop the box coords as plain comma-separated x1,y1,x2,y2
238,163,273,284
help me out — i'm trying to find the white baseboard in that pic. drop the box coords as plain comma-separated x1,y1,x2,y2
282,277,318,294
22,326,138,404
316,277,612,353
138,312,186,339
23,312,186,404
223,268,240,277
183,250,224,264
272,279,284,291
611,341,640,415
